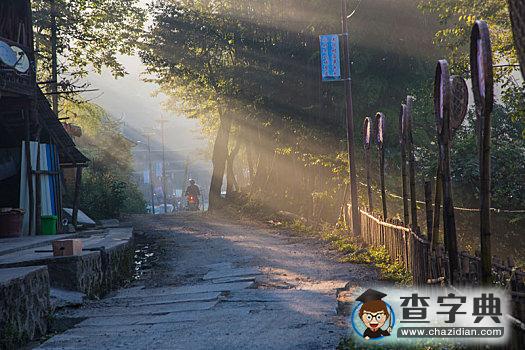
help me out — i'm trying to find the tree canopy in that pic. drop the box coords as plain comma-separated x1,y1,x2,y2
32,0,146,90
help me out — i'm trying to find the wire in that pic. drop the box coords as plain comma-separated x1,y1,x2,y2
358,181,525,214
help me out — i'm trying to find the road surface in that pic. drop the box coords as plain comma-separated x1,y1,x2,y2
39,213,379,349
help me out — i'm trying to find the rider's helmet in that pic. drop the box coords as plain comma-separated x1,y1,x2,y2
189,179,195,185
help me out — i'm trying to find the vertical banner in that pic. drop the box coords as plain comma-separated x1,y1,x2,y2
320,34,342,81
143,169,150,184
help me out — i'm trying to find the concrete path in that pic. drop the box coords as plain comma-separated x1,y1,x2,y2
38,213,379,350
0,227,133,267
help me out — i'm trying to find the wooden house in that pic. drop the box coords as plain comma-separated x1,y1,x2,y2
0,0,88,235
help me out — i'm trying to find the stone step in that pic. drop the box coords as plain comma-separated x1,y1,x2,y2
203,267,261,280
63,300,218,318
50,288,87,309
113,281,254,299
74,311,200,327
211,276,257,284
104,291,221,306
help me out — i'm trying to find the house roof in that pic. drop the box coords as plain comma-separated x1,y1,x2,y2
37,89,90,167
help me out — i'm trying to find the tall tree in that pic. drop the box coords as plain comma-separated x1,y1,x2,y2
32,0,146,95
141,0,440,212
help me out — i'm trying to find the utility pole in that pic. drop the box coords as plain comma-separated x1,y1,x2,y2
50,0,59,115
146,134,155,215
157,118,169,213
341,0,361,236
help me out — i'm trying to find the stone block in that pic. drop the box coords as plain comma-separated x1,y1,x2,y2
0,228,134,299
52,239,83,256
0,252,104,298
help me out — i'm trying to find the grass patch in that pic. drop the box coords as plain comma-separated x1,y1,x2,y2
283,219,317,236
341,245,413,285
319,224,412,284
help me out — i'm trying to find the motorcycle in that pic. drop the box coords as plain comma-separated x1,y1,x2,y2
186,195,200,211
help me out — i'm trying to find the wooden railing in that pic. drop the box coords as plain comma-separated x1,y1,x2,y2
351,206,525,330
359,210,433,285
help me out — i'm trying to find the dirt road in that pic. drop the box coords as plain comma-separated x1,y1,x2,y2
39,213,379,349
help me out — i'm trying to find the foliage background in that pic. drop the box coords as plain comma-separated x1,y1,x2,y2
61,101,145,220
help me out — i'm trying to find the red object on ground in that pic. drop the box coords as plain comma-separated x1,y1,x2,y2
0,209,24,238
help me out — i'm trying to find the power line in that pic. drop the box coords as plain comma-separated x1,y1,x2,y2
358,181,525,214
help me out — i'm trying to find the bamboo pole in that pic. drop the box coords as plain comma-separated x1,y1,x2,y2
424,181,433,241
363,117,373,212
434,60,459,284
399,104,409,226
470,21,494,285
406,96,418,232
375,112,387,220
432,162,442,247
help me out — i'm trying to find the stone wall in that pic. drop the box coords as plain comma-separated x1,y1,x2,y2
0,234,135,299
0,266,50,350
102,238,135,292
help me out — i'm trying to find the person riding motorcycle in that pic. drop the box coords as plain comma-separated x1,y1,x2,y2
185,179,201,210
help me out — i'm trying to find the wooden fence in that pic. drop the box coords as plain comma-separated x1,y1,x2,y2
359,210,432,285
352,205,525,341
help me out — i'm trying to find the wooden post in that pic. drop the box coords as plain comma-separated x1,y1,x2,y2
53,145,64,232
341,0,361,236
35,140,41,234
375,112,387,220
433,75,467,248
399,104,409,226
432,159,442,248
338,182,350,226
424,181,433,241
72,166,82,227
470,21,494,285
24,111,34,235
406,96,418,232
363,117,373,212
434,60,459,284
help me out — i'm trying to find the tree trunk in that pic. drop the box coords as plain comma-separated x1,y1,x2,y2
208,109,232,210
226,141,241,198
252,126,269,193
246,141,255,186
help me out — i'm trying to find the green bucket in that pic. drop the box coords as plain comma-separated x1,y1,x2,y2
41,215,58,235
